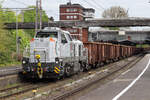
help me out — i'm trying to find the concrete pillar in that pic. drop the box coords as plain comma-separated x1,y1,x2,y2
82,28,88,42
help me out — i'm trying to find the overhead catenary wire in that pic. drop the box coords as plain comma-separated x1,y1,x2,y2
12,0,30,6
0,8,34,10
4,0,32,7
81,0,104,11
92,0,105,10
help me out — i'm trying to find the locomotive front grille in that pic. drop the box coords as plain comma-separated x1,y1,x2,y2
34,51,47,61
30,49,49,63
35,41,49,48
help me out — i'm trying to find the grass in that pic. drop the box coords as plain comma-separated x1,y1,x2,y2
136,44,150,48
4,83,19,89
0,61,21,67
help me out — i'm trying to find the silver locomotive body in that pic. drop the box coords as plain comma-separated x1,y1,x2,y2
22,27,88,79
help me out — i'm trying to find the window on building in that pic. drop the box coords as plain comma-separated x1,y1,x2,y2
66,16,70,19
74,29,77,33
66,9,70,12
70,16,73,19
70,29,74,33
74,9,77,12
74,16,77,19
66,8,78,12
71,9,73,12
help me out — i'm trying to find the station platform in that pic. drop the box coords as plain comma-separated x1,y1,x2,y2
77,54,150,100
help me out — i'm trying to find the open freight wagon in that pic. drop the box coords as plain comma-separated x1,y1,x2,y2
84,42,137,67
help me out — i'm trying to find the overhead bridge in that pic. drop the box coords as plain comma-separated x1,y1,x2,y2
4,18,150,29
91,30,150,34
89,30,150,43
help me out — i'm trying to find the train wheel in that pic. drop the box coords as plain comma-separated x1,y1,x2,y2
92,64,96,68
95,63,98,68
57,75,63,80
97,63,101,68
80,64,84,72
85,64,91,71
65,66,71,77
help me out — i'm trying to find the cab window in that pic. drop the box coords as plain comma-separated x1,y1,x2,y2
66,34,73,41
36,32,57,38
61,33,67,43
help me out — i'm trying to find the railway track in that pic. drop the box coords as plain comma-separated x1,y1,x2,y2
50,55,144,100
0,67,21,78
0,82,49,99
0,55,143,100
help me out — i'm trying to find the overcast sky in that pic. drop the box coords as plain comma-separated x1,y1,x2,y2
2,0,150,21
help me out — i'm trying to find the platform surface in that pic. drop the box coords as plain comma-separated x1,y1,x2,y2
77,54,150,100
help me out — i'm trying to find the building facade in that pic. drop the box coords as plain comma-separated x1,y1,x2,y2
60,2,95,41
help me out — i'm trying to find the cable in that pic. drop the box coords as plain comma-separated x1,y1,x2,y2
14,0,30,6
81,0,103,11
92,0,105,10
5,0,30,6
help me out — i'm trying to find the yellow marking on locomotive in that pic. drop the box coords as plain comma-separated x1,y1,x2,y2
54,69,59,74
54,67,60,74
35,55,40,59
37,66,43,78
37,63,41,67
55,67,60,72
36,55,43,79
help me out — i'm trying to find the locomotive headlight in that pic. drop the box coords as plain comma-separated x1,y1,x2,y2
55,57,59,64
56,61,59,64
22,60,26,64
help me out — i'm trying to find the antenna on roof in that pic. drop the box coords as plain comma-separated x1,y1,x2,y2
67,0,71,5
68,0,72,4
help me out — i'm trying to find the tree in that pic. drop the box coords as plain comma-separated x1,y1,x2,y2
0,4,23,64
0,9,16,64
2,10,16,22
49,16,54,22
22,6,49,37
102,6,128,19
0,4,49,65
102,6,129,30
23,6,48,22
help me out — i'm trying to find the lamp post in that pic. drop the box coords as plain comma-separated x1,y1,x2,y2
39,0,42,30
35,0,42,32
0,8,34,60
35,0,39,33
15,11,19,60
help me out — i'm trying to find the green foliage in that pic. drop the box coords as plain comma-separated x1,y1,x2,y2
1,10,16,22
0,5,49,66
23,6,48,22
103,27,120,30
136,44,150,48
23,6,49,37
0,21,16,64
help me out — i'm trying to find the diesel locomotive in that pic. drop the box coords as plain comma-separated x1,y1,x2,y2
22,27,88,79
